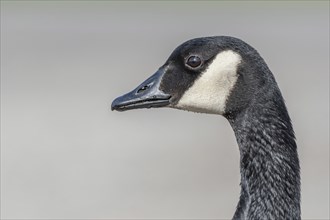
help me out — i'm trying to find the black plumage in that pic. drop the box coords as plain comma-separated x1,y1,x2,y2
112,36,301,219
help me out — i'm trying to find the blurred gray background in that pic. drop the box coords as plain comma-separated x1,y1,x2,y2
1,1,329,219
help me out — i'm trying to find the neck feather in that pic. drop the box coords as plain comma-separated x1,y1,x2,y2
228,90,301,220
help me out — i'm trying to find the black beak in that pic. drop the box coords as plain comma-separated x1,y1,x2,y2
111,68,171,111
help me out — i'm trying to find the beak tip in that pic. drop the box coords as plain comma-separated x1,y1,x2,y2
111,97,120,111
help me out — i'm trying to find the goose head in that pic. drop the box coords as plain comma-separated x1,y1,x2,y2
111,36,301,219
111,36,268,117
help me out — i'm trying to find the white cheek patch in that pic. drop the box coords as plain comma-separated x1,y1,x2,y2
174,50,241,115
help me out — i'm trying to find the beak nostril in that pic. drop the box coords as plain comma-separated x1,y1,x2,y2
136,82,153,94
137,85,148,94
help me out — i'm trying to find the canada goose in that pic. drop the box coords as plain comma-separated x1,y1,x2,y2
111,36,300,219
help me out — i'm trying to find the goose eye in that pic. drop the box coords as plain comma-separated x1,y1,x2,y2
186,55,202,68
